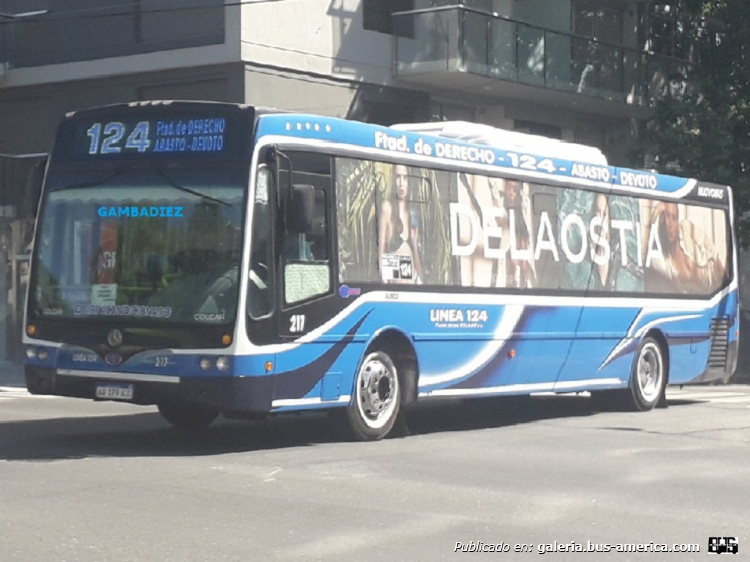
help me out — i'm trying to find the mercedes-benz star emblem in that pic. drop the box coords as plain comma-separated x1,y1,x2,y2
107,329,123,348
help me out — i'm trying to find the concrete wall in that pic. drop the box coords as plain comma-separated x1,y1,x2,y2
241,0,393,86
244,68,357,117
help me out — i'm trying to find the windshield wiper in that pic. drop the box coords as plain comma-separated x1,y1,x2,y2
65,169,128,190
153,167,231,207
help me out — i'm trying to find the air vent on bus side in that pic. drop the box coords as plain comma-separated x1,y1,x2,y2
707,318,731,370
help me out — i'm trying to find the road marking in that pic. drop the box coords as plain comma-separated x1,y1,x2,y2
667,388,750,404
0,386,61,400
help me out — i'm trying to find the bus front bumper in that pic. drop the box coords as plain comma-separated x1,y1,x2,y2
24,366,273,414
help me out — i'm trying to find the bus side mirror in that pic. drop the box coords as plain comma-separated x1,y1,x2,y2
286,184,314,234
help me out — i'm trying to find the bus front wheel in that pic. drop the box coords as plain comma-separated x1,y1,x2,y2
158,402,219,430
346,350,401,441
628,337,666,411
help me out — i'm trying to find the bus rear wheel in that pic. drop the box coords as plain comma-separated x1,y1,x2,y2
628,337,665,411
158,402,219,430
347,350,401,441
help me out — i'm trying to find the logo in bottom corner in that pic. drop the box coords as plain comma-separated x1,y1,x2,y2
708,537,738,554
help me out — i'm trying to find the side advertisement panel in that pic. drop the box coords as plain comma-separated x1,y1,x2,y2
336,157,729,296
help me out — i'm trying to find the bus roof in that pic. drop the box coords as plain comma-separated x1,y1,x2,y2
391,121,608,166
256,112,732,205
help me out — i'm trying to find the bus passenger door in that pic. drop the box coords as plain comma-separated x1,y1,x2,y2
246,152,336,347
273,152,347,404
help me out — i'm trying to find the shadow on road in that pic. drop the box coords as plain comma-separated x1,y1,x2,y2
0,393,703,462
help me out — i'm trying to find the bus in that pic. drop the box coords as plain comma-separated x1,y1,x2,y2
23,100,739,440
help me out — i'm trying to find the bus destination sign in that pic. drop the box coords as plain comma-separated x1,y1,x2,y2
52,104,255,164
84,117,227,155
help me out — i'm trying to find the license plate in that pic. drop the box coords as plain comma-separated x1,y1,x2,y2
95,383,134,401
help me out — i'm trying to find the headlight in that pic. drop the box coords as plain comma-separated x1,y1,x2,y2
215,356,230,371
199,357,212,370
25,347,37,360
37,348,49,361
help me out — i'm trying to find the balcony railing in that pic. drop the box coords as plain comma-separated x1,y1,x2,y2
393,6,690,105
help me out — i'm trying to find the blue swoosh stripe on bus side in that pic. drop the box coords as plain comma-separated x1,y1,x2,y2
272,309,372,400
443,306,588,390
448,308,537,390
419,306,568,392
415,305,525,391
425,304,717,392
597,308,715,371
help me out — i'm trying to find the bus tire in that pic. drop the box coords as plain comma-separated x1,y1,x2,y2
628,337,666,411
346,350,401,441
158,402,219,430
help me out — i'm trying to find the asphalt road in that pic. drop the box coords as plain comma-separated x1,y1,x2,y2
1,384,749,561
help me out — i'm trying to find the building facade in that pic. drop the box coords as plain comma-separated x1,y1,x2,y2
0,0,702,366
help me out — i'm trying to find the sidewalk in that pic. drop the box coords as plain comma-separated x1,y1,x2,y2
0,361,24,387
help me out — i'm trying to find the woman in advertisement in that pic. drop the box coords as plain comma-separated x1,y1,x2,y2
503,179,536,289
378,164,424,284
588,193,643,292
645,201,726,294
451,174,537,289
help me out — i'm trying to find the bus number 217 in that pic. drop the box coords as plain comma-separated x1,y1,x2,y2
290,314,306,333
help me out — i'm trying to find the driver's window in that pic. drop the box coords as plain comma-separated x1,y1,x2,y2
248,166,274,319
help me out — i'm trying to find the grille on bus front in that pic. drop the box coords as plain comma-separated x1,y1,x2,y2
708,318,731,370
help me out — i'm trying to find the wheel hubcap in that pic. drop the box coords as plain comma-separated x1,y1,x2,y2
358,360,395,422
637,345,661,401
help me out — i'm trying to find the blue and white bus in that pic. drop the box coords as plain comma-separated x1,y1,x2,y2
23,101,739,440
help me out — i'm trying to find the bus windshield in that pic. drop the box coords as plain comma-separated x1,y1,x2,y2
29,167,246,325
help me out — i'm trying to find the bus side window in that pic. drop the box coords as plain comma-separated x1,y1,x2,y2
248,166,274,319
